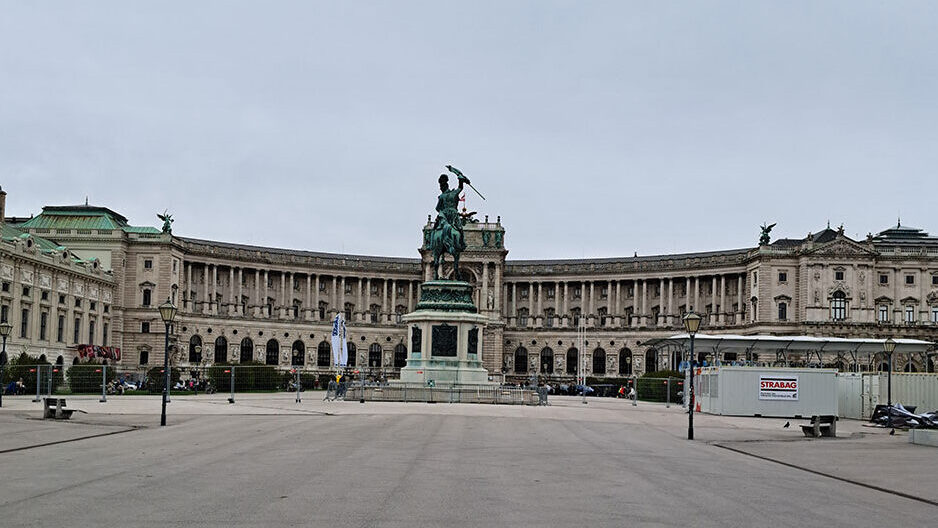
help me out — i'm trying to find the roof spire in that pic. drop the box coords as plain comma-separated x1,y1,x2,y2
85,196,89,206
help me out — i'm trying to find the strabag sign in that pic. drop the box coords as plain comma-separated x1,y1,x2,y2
759,375,799,401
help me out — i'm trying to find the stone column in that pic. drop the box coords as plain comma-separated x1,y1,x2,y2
529,283,535,325
511,282,517,323
357,277,364,321
390,279,397,320
711,276,718,324
185,263,193,312
720,275,726,325
481,264,489,311
615,280,622,327
339,276,346,317
211,264,218,314
693,277,699,313
668,278,675,327
280,272,287,319
408,281,414,312
659,278,666,326
562,282,569,326
305,274,312,320
737,274,743,325
641,280,648,326
202,265,209,314
554,281,561,318
685,277,691,314
313,274,320,320
254,269,261,317
381,279,388,321
263,270,269,318
237,268,243,315
494,264,502,317
588,281,595,327
536,282,543,326
229,267,235,315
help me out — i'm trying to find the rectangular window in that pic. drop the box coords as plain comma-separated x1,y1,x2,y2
144,259,153,269
41,291,49,301
320,282,327,292
1,282,8,292
573,288,582,299
880,274,889,285
141,322,150,333
22,286,30,297
74,318,81,344
59,294,66,304
778,303,787,321
835,271,845,281
905,275,915,285
0,305,7,323
546,287,555,299
20,308,28,338
520,289,529,299
933,275,938,286
103,305,109,313
57,315,65,342
39,312,48,340
905,306,915,323
600,287,608,299
142,289,151,307
75,298,81,308
344,282,352,294
753,272,758,285
102,323,108,346
172,260,178,273
932,307,938,323
878,305,889,323
88,320,95,343
139,349,149,365
89,301,96,311
778,271,787,283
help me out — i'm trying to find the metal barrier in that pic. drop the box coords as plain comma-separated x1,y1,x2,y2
346,384,537,405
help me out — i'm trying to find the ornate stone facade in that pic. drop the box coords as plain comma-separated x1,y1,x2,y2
2,192,936,377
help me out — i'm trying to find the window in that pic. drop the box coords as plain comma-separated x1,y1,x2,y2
0,305,6,323
40,312,48,340
905,275,915,285
520,288,529,300
22,286,30,297
320,281,327,292
397,285,405,296
933,275,938,286
932,307,938,323
778,302,787,321
1,282,8,292
878,305,889,323
518,309,529,327
905,306,915,323
75,298,81,308
102,323,108,346
370,304,379,323
41,291,49,301
546,286,555,299
141,322,150,333
73,318,81,343
144,259,153,269
573,287,582,299
880,274,889,285
103,305,109,313
778,271,787,283
57,315,65,342
139,349,149,365
142,289,151,307
172,260,178,272
752,272,758,285
343,282,351,294
834,271,845,281
89,301,96,311
830,291,847,321
600,287,608,300
20,308,28,338
88,320,95,344
59,294,65,304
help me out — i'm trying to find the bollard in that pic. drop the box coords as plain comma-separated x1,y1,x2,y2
631,375,637,407
666,378,670,408
228,366,235,404
34,366,41,402
100,365,107,403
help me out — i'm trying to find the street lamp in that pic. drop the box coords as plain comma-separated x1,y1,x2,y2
158,298,178,426
883,337,896,427
683,311,702,440
0,321,12,408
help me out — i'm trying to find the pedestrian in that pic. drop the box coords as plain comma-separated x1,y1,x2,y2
325,377,337,401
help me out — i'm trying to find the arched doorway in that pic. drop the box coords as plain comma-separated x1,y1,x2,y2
619,348,632,375
240,337,254,363
645,349,657,373
265,339,279,366
189,335,203,363
566,348,578,375
317,341,331,367
540,347,554,374
393,344,407,368
514,346,528,374
592,348,606,375
291,340,305,366
369,343,383,368
214,336,228,363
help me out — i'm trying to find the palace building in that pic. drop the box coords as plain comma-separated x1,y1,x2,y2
1,186,936,378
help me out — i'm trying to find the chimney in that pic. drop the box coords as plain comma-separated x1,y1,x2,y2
0,185,6,227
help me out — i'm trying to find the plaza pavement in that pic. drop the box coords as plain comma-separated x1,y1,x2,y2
0,393,935,527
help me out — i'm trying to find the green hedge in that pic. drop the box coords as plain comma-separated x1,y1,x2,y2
206,362,282,392
1,352,57,394
637,370,684,402
66,363,117,394
145,366,181,393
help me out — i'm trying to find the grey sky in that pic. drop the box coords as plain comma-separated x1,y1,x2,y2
1,1,935,259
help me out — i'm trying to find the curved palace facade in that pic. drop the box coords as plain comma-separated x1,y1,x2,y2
2,187,936,378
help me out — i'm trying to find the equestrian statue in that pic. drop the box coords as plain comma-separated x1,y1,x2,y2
428,165,484,280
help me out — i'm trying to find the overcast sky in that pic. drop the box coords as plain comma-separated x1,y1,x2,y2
1,1,935,259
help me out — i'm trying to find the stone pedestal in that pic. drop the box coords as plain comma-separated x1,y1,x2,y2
396,281,493,386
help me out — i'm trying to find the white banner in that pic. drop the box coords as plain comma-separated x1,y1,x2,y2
331,314,348,366
759,375,799,400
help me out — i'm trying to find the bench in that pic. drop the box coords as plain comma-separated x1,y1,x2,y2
42,398,75,420
800,415,837,438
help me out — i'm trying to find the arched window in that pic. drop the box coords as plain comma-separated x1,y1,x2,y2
214,336,228,363
56,355,63,365
369,344,383,368
240,337,254,363
540,347,554,374
645,349,658,373
347,342,357,367
394,344,407,368
566,348,578,375
592,348,606,374
265,339,279,366
189,335,203,363
619,348,633,375
831,291,847,321
291,340,305,366
514,346,528,374
317,341,331,367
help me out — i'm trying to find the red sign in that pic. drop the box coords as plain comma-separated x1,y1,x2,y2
223,370,231,373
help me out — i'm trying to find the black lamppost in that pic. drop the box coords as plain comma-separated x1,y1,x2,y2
883,337,896,427
158,299,178,426
683,312,702,440
0,321,12,408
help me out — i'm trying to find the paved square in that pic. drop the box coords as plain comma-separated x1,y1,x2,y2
1,394,935,527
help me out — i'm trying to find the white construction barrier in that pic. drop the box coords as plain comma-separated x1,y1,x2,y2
695,366,838,418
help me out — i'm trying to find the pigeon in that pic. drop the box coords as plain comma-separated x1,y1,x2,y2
889,429,896,436
783,422,790,428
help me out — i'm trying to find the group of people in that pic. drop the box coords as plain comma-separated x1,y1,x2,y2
323,375,349,401
2,378,26,395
